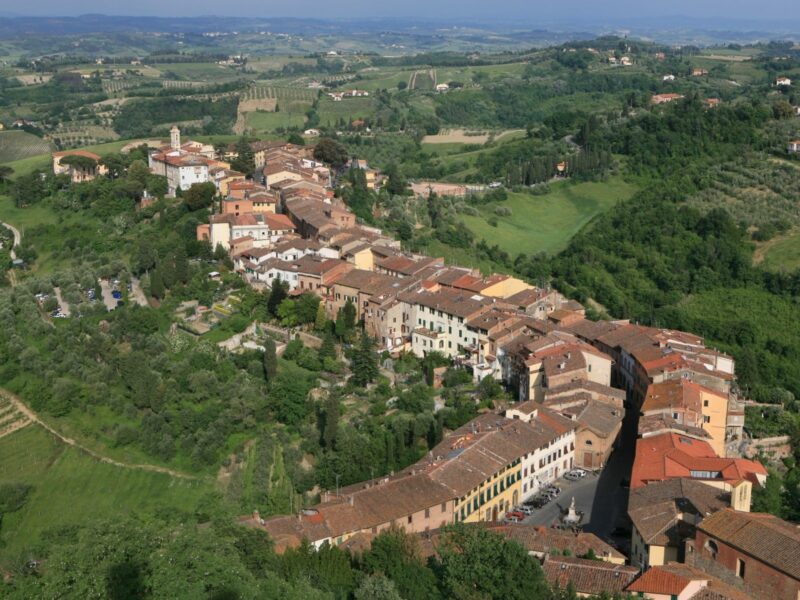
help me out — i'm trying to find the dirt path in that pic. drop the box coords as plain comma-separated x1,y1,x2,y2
131,277,149,307
53,287,71,316
0,388,197,479
2,221,21,287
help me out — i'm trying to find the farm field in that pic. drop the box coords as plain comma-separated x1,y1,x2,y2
154,62,241,81
459,177,637,256
0,425,212,562
317,96,377,125
246,110,306,132
0,130,52,164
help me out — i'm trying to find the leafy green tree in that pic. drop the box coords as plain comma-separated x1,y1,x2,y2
278,298,299,327
355,574,403,600
60,154,98,172
435,523,550,600
296,293,322,324
263,337,278,382
351,334,378,387
268,279,288,317
99,153,127,179
319,332,337,362
322,392,340,449
149,268,165,299
313,138,349,169
314,301,329,332
0,165,14,184
134,240,157,274
183,182,216,211
363,527,442,600
268,373,313,426
335,298,357,340
231,138,256,175
477,375,504,401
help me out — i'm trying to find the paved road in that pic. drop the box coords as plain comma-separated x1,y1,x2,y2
523,474,600,529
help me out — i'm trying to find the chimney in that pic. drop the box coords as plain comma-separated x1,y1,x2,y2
170,125,181,150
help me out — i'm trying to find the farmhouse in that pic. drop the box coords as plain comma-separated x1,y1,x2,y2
776,76,792,86
651,93,684,105
52,150,107,183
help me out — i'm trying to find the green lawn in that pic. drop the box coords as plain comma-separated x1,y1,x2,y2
0,425,212,563
0,130,52,164
0,195,57,230
460,177,637,256
760,231,800,272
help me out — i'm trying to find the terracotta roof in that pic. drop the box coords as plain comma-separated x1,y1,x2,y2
638,414,712,440
631,433,767,489
627,566,692,595
505,287,549,308
658,563,755,600
542,556,639,595
698,509,800,580
628,478,730,545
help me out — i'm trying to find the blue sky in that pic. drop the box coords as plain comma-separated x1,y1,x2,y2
7,0,800,21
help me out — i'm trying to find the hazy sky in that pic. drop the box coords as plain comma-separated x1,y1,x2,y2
7,0,800,22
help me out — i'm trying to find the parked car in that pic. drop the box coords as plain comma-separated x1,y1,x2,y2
530,496,550,508
505,511,525,521
518,505,535,516
565,469,587,481
543,486,561,498
504,515,523,523
112,290,122,300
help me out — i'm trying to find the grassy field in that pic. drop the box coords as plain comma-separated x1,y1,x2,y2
155,62,240,82
0,130,52,164
0,425,212,563
317,96,377,126
246,110,306,132
459,178,637,256
758,231,800,272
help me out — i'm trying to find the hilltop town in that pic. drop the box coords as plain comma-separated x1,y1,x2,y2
42,124,797,599
2,26,800,599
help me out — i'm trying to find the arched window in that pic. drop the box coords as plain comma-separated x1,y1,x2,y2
704,539,719,558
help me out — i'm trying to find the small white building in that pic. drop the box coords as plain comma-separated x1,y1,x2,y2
435,83,450,92
788,140,800,154
776,76,792,87
662,74,676,81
